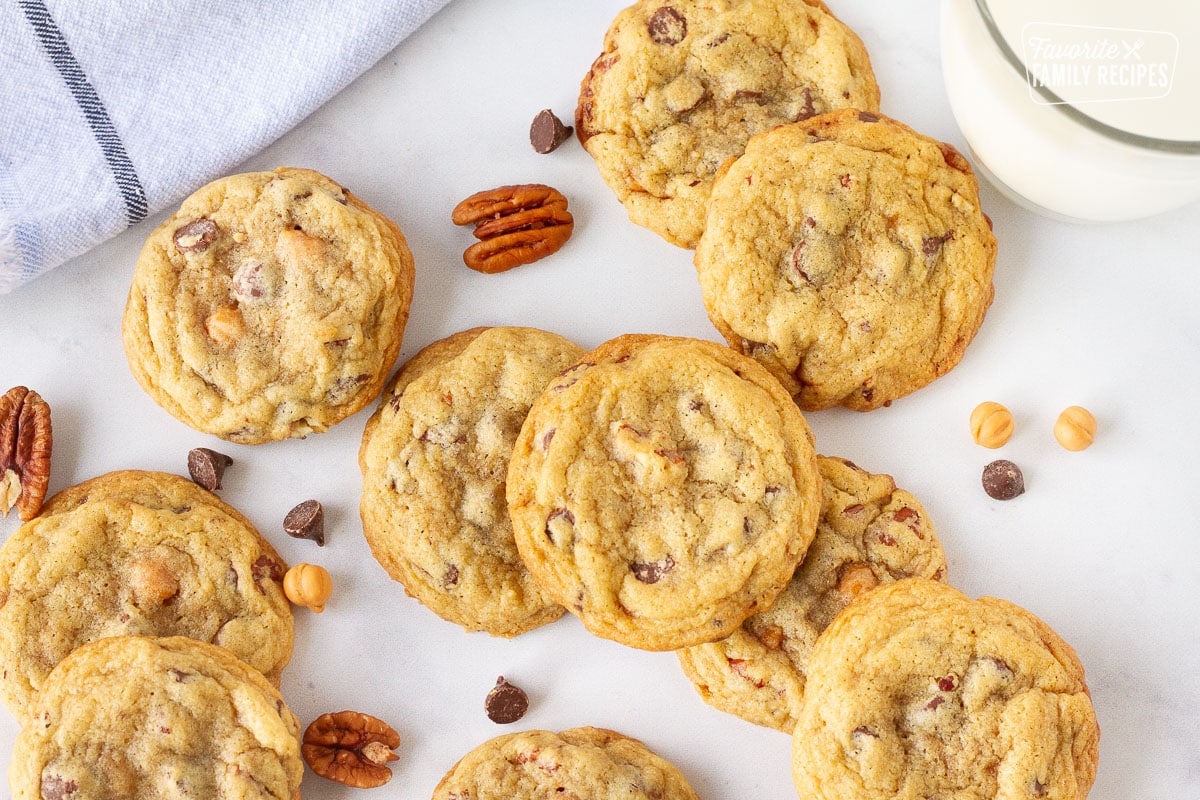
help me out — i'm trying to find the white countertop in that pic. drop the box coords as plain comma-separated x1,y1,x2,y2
2,1,1199,797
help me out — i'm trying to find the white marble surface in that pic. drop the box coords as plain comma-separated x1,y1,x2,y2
2,1,1199,797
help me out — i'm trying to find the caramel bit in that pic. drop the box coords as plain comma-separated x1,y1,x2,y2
283,563,332,613
205,305,245,346
275,227,327,267
1054,405,1096,451
835,562,878,604
758,624,785,650
303,710,400,788
130,558,180,606
970,401,1014,448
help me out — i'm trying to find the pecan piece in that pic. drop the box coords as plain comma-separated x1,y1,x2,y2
303,710,401,788
0,386,52,521
451,184,574,274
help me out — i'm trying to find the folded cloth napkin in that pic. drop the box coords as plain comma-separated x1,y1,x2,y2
0,0,451,294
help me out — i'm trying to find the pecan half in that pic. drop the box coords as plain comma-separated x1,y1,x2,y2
0,386,52,521
451,184,573,274
303,710,401,788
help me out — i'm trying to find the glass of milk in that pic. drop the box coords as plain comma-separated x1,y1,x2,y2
940,0,1200,222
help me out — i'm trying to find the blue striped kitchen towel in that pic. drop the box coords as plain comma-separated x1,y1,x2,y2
0,0,451,295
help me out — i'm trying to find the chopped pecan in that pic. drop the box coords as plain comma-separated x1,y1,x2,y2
0,386,52,521
451,184,574,274
303,710,401,788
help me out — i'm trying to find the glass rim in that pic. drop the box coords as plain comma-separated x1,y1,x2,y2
975,0,1200,154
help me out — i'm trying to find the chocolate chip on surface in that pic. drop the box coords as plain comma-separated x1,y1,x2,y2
284,499,325,545
982,459,1025,500
485,676,529,724
630,555,675,584
41,775,78,800
173,218,218,253
187,447,233,491
648,6,687,45
530,109,573,154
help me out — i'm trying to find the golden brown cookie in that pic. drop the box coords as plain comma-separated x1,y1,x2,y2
792,579,1100,800
577,0,880,248
0,470,292,723
123,167,415,443
695,110,997,410
359,327,585,636
432,727,700,800
10,635,303,800
507,334,821,651
677,456,947,731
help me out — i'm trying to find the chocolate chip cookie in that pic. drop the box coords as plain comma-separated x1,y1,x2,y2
695,110,997,410
432,727,700,800
0,470,292,723
677,456,947,731
10,635,303,800
791,579,1100,800
359,327,585,636
123,167,415,443
577,0,879,248
507,334,822,651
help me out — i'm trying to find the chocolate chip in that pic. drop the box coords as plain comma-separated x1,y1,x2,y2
545,508,575,544
630,555,675,584
922,230,955,256
648,6,687,45
857,111,881,123
187,447,233,491
252,554,285,586
41,775,78,800
231,260,267,300
937,674,958,691
444,564,459,588
530,109,573,154
283,499,325,546
485,676,529,724
173,218,218,253
795,87,816,121
541,428,556,450
982,459,1025,500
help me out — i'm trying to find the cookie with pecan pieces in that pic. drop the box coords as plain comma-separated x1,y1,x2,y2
432,727,700,800
359,327,584,637
0,470,291,723
695,109,997,411
507,334,821,651
792,579,1099,800
577,0,879,248
123,167,414,443
678,455,947,732
10,636,302,800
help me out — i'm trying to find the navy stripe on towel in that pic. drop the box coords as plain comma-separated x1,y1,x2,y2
18,0,148,225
